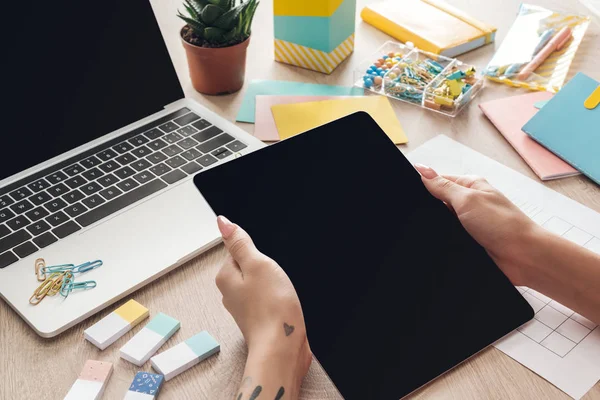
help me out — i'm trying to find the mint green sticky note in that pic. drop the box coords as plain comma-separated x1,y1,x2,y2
146,312,180,338
534,100,549,109
236,80,364,123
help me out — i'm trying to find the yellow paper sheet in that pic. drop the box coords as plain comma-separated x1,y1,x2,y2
270,96,408,144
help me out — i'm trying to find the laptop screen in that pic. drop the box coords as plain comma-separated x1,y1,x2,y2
2,0,184,181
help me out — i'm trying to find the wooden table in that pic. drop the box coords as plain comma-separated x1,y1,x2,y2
1,0,599,399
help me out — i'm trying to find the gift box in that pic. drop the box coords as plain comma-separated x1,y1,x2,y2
274,0,356,74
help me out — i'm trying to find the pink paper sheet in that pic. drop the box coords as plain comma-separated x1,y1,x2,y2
254,95,352,141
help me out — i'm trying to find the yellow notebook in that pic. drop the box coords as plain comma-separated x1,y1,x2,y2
361,0,496,57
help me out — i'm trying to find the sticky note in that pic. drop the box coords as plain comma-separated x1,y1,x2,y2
254,95,353,141
584,86,600,110
236,80,363,123
150,331,220,381
84,300,149,350
64,360,113,400
120,313,181,366
270,96,409,144
123,372,164,400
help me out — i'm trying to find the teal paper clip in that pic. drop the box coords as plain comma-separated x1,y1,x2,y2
41,263,75,274
60,275,97,298
72,260,103,274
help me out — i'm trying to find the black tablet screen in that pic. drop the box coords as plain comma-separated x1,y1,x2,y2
194,112,533,399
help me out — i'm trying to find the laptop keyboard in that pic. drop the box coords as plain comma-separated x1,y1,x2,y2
0,108,247,268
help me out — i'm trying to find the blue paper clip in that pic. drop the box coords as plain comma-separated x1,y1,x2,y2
72,260,103,274
60,275,97,298
41,263,75,274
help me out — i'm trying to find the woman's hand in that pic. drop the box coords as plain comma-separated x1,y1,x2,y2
216,216,311,400
414,164,539,286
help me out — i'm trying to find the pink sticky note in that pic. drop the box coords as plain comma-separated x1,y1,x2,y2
254,95,353,142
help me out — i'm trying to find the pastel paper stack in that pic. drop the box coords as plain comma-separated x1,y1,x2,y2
84,300,149,350
123,372,164,400
274,0,356,74
120,313,181,366
64,360,113,400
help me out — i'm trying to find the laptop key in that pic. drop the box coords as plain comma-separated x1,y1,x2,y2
0,229,32,254
81,155,102,168
115,153,137,165
82,194,106,209
25,207,49,222
178,138,198,150
181,162,203,175
144,128,164,140
0,251,18,269
197,154,219,167
43,198,67,213
226,140,248,152
212,148,233,160
131,145,152,158
46,171,68,184
9,187,33,201
65,175,87,189
191,119,212,131
80,182,103,196
181,148,202,161
97,149,118,161
165,156,186,169
64,163,85,177
64,203,87,218
0,225,9,239
192,126,221,143
161,169,186,185
29,191,52,206
159,121,179,133
177,126,198,137
0,209,15,224
76,179,167,227
149,163,171,176
47,183,69,197
82,167,104,181
62,190,85,204
27,179,51,193
10,199,34,215
146,152,168,164
46,211,69,227
33,232,58,249
129,135,149,146
198,134,235,153
164,132,183,144
117,178,139,192
13,241,38,258
114,166,136,179
162,144,183,157
99,160,120,173
132,159,152,172
99,186,123,201
97,174,119,188
26,221,51,236
148,139,168,151
0,196,14,208
6,215,29,231
174,112,200,126
113,141,134,154
133,171,155,185
52,221,81,239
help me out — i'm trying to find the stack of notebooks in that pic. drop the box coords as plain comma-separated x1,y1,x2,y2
480,73,599,184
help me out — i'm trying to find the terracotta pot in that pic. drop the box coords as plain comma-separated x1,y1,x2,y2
181,29,250,95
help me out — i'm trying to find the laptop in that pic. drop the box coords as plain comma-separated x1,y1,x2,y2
0,0,264,337
194,113,534,399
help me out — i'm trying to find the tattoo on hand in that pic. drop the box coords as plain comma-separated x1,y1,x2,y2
283,322,295,336
249,386,263,400
274,387,285,400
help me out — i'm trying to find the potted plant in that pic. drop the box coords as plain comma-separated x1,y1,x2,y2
178,0,259,95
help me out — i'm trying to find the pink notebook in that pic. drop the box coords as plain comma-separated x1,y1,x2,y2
479,92,580,181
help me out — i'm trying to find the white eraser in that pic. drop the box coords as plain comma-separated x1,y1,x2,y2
85,300,149,350
150,331,220,381
64,360,113,400
123,371,164,400
120,313,181,366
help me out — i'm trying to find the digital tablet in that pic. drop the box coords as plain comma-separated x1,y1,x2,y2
194,112,533,399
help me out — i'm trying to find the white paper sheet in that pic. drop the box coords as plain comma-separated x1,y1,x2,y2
406,135,600,399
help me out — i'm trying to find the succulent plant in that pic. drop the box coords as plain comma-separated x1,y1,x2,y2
178,0,259,46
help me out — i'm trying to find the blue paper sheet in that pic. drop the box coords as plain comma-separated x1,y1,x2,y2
236,80,364,123
522,73,600,185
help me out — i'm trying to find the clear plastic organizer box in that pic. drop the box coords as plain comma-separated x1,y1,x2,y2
354,41,484,117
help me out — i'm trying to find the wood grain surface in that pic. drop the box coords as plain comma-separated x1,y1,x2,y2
1,0,599,399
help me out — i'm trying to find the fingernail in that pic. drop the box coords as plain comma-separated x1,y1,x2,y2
217,216,236,239
414,164,438,179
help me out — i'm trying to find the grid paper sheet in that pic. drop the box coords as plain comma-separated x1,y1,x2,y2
407,135,600,399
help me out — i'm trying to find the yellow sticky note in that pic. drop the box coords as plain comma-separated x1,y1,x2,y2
270,96,408,144
584,86,600,110
114,299,149,326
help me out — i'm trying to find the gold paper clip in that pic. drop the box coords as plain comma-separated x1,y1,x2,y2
35,258,46,281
